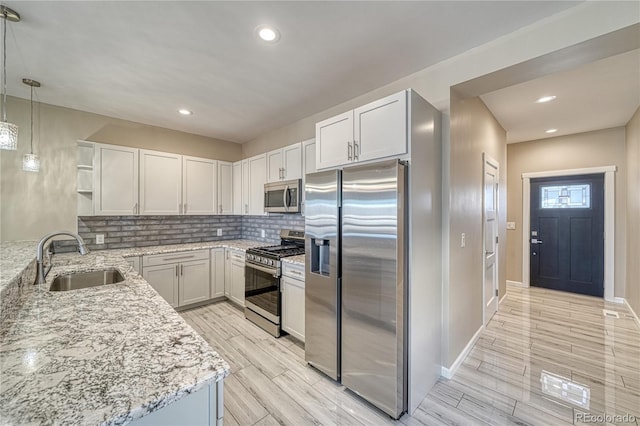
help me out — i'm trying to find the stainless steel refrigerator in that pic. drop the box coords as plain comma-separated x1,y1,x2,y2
305,159,407,419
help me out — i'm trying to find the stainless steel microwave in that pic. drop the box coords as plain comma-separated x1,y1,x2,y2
264,179,301,213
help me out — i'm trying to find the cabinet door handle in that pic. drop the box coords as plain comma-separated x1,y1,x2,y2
347,141,352,161
353,140,359,160
245,204,248,214
133,203,138,215
184,203,187,214
175,265,178,277
180,264,183,276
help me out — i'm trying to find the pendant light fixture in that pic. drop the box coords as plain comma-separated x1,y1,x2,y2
22,78,40,172
0,5,20,150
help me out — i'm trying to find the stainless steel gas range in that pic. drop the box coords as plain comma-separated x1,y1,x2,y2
244,229,305,337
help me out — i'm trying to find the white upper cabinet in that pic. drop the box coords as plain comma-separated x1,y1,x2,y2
247,154,266,215
315,90,408,170
232,161,243,215
354,90,407,162
315,110,353,170
94,143,139,216
266,149,283,183
302,138,316,177
242,159,250,215
140,149,182,215
218,161,233,215
266,143,302,183
182,156,217,215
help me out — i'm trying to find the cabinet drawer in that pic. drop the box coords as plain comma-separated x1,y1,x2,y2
143,249,209,267
227,249,245,262
282,262,304,280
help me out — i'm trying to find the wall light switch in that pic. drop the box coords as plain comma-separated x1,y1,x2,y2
261,229,266,238
461,233,466,248
96,234,105,244
506,222,516,230
217,228,222,237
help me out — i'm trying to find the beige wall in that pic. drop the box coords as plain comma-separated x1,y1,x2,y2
626,108,640,315
0,97,241,242
506,127,627,297
445,93,507,367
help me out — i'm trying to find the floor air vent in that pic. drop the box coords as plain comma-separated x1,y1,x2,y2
602,309,620,319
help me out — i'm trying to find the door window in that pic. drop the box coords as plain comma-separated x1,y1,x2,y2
540,184,590,209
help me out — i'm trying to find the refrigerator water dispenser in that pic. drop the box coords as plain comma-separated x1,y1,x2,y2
311,238,330,276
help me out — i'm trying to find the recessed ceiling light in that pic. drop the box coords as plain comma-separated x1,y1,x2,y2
545,128,558,134
178,109,193,116
256,25,280,42
536,95,557,103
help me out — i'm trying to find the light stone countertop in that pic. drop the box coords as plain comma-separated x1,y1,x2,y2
282,254,305,266
0,238,274,426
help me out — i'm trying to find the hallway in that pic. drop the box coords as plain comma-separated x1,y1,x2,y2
180,285,640,425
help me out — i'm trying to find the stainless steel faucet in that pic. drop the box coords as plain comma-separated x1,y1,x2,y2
36,231,90,284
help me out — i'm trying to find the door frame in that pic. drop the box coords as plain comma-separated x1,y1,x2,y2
482,153,499,326
521,166,616,301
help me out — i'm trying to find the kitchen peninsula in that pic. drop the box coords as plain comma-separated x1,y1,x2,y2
0,240,271,425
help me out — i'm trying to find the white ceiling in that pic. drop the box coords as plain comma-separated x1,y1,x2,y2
480,49,640,144
4,1,582,143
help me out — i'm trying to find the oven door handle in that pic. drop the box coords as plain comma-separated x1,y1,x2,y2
247,262,279,277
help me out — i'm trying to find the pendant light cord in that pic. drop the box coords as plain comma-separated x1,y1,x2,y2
29,85,33,153
2,9,7,123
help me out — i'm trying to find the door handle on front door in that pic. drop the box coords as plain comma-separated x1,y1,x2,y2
531,239,543,244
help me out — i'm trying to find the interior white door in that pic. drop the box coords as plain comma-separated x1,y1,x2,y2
182,156,216,215
483,154,499,324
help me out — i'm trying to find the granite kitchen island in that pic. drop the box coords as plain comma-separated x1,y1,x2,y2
0,241,241,425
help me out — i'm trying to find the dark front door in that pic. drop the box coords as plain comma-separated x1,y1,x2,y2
530,174,604,297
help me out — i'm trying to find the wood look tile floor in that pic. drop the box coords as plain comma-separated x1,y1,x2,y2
180,285,640,426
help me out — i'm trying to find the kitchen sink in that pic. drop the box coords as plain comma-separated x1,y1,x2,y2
49,268,125,291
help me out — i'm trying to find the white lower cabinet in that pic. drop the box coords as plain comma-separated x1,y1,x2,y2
225,249,245,307
282,263,305,342
143,250,210,308
210,248,226,299
130,380,223,426
143,263,179,308
179,260,211,306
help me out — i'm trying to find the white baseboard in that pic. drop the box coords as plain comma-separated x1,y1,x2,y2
499,293,507,305
623,298,640,330
441,325,483,379
613,297,625,304
506,280,525,288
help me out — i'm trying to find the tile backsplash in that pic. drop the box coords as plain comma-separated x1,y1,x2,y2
241,215,304,243
53,214,304,253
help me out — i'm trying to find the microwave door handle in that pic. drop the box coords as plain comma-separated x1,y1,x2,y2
286,185,291,211
283,185,289,212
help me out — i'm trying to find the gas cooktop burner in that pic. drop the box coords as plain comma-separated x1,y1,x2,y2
246,229,305,262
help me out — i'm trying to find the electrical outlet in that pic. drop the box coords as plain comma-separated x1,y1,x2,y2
217,228,222,237
96,234,105,244
461,233,466,248
506,222,516,230
261,229,266,238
